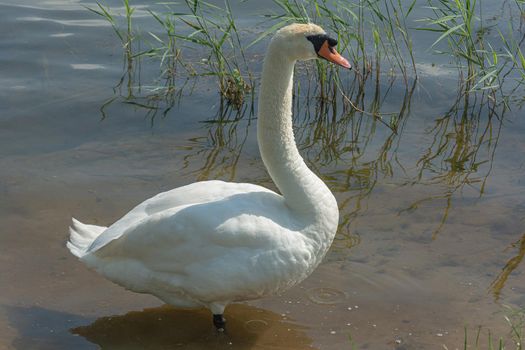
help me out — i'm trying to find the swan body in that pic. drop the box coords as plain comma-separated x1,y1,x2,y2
68,23,350,327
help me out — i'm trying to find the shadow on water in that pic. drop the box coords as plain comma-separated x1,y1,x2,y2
5,304,314,350
4,305,94,350
72,304,314,350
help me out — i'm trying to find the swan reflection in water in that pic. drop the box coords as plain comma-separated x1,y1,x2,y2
72,304,314,350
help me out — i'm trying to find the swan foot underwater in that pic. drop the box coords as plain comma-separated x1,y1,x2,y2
67,23,351,332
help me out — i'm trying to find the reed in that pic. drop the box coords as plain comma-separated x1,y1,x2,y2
174,0,253,110
452,307,524,350
418,0,525,95
86,0,137,99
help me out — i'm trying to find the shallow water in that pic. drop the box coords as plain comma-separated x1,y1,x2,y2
1,1,525,349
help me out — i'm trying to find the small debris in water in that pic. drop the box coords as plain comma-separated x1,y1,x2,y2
436,333,444,337
330,330,336,335
395,339,402,344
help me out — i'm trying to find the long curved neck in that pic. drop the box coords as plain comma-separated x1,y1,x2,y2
257,44,336,216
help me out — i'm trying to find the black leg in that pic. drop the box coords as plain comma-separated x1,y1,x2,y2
213,314,226,331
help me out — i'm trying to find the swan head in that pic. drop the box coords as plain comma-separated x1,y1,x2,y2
272,23,351,69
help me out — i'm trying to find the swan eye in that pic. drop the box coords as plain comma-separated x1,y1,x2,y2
306,34,328,53
306,34,338,54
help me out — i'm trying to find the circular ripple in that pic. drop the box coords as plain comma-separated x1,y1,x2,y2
244,319,269,333
306,287,347,305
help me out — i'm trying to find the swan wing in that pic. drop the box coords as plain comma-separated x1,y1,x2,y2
87,180,274,252
85,190,314,302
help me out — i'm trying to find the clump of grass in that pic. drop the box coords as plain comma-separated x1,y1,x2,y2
88,0,254,119
448,307,524,350
149,0,254,111
418,0,525,95
221,69,251,109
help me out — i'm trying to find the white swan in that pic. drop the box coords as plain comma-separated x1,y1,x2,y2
67,23,351,330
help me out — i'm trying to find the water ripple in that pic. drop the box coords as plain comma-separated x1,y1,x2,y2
17,16,110,27
306,287,347,305
244,319,270,333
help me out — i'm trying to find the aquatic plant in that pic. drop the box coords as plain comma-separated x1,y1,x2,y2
418,0,525,95
86,0,189,122
86,1,134,54
88,0,254,120
447,306,525,350
178,103,255,182
491,233,525,301
150,0,254,110
87,0,416,126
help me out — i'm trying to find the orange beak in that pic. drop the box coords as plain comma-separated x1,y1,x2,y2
318,41,351,69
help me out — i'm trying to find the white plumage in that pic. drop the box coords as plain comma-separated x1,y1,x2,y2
68,23,347,328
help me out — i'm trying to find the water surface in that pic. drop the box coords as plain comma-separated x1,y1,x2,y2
1,1,525,349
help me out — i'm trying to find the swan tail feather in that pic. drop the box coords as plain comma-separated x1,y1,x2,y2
67,218,107,258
